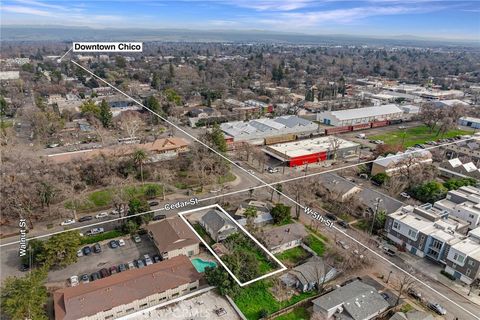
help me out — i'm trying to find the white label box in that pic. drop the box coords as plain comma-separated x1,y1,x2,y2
73,42,143,52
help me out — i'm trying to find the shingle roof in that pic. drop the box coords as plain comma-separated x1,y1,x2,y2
390,310,434,320
53,255,201,320
312,280,389,320
261,223,308,249
201,209,235,236
146,216,200,253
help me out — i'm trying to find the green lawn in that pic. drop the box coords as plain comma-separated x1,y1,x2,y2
79,230,127,245
304,234,326,256
65,183,164,212
305,226,329,242
234,280,317,320
274,306,310,320
370,125,473,148
275,246,311,266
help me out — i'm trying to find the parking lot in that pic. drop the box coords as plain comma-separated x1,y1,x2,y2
47,234,159,286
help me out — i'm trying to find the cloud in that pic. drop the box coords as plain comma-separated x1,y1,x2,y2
227,0,315,11
14,0,66,10
2,5,52,16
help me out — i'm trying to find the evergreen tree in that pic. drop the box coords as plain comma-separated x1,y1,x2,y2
211,123,227,153
99,99,113,128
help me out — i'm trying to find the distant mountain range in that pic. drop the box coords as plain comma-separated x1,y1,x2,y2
2,26,478,47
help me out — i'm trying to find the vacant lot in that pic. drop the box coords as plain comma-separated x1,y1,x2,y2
234,280,317,320
65,183,164,212
370,125,473,148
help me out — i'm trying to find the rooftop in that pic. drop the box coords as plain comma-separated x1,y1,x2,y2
53,255,201,320
323,104,403,121
220,116,315,138
265,136,358,158
261,223,308,249
312,280,389,320
145,216,200,253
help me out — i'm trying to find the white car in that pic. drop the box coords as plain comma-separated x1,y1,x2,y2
247,169,255,175
69,275,79,287
400,192,411,199
76,249,83,257
95,212,108,219
118,239,126,247
61,219,75,226
144,254,153,266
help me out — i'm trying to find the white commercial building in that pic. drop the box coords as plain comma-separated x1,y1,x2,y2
317,104,404,126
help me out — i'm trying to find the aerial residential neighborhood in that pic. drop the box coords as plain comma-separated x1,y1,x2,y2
1,1,480,320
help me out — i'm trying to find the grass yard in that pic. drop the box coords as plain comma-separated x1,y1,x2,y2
305,226,329,242
234,280,317,320
274,306,310,320
275,246,311,266
65,183,164,212
370,125,473,148
304,234,326,256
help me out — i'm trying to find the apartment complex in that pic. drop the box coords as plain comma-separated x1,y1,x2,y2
385,204,480,284
434,186,480,229
53,256,201,320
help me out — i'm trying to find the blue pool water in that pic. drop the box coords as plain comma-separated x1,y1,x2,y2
191,258,217,272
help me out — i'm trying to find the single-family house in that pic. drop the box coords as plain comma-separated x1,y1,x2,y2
200,209,238,242
260,223,308,253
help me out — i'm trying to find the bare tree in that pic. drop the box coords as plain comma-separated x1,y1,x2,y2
328,136,343,161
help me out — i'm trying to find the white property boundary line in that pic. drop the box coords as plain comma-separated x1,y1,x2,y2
177,204,287,287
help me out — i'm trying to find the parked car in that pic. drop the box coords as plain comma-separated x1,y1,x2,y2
407,288,422,300
91,272,101,281
148,201,160,207
78,215,93,222
247,169,255,175
95,212,108,219
82,246,92,256
118,264,127,272
86,227,104,236
153,255,161,263
127,261,136,269
338,220,349,228
118,239,126,247
400,192,411,199
80,274,90,283
267,167,279,173
133,235,142,243
382,245,397,257
144,254,153,266
214,308,227,316
136,259,145,268
93,243,102,253
325,213,337,221
69,275,79,287
110,266,118,275
109,240,119,249
336,240,350,250
19,264,30,272
77,249,84,257
428,303,447,315
60,219,75,226
99,268,110,278
153,214,166,221
380,292,389,300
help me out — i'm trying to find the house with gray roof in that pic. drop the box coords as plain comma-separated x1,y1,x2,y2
200,209,238,242
281,256,337,292
260,223,308,253
312,280,390,320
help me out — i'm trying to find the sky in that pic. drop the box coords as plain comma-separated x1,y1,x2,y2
1,0,479,40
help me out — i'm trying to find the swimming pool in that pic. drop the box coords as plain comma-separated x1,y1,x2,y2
191,258,217,272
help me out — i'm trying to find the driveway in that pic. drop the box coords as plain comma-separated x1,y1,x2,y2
46,234,158,286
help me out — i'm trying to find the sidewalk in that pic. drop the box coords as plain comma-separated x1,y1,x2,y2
398,251,480,306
